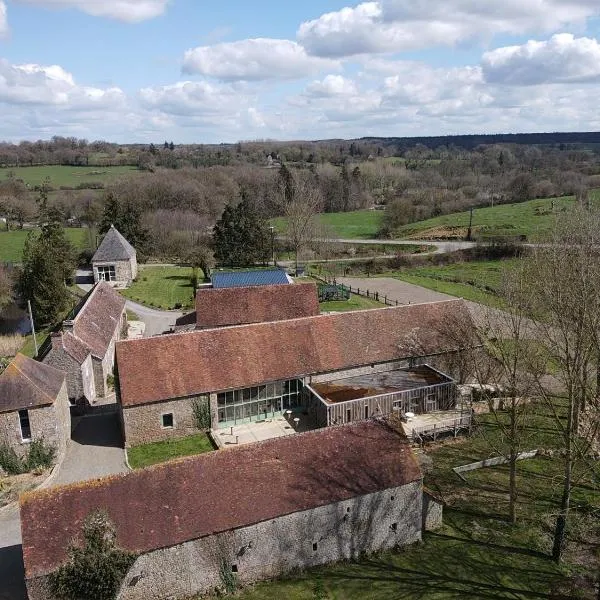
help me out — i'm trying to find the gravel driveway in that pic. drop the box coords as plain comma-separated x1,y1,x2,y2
337,277,455,305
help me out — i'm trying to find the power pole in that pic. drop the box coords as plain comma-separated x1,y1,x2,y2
467,207,474,241
27,300,39,357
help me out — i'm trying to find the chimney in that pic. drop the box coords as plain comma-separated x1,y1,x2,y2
62,320,75,333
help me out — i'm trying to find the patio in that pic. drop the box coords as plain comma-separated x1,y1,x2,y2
211,412,317,448
401,409,472,442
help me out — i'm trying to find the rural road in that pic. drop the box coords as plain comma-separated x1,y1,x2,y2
286,237,478,254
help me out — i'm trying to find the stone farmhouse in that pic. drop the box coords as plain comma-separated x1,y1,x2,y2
191,281,320,329
91,225,138,288
21,419,440,600
116,299,472,447
0,353,70,461
42,281,126,404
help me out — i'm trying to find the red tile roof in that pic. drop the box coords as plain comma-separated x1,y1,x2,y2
196,282,319,328
20,419,420,578
117,299,472,407
0,353,65,413
52,281,125,363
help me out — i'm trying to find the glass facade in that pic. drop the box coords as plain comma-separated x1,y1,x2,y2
217,379,303,426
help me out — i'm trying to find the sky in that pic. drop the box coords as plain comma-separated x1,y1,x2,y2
1,1,600,143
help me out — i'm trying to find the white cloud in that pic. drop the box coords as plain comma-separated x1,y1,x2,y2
182,38,339,81
298,0,600,57
305,75,358,97
482,33,600,85
15,0,170,22
0,1,7,37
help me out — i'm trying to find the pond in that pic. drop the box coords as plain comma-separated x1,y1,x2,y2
0,302,32,335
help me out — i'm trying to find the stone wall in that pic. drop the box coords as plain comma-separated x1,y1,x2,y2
43,347,95,403
93,259,136,288
0,380,70,460
422,490,444,531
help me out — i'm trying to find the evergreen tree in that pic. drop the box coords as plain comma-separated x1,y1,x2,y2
99,192,149,255
278,163,295,203
213,199,270,267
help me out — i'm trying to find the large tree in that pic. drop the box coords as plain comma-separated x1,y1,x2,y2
213,198,270,267
99,192,149,256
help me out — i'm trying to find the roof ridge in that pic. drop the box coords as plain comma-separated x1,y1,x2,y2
11,355,58,405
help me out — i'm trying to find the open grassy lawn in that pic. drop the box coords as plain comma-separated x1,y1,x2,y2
0,165,139,188
222,402,599,600
397,196,583,241
273,210,383,239
127,433,215,469
121,266,196,310
387,259,521,308
0,227,91,263
319,293,384,312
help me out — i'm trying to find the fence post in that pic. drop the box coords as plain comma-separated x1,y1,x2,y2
367,290,370,298
384,295,387,305
395,299,398,306
375,292,379,301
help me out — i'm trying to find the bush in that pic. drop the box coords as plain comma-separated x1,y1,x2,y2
106,374,115,391
50,511,136,600
192,396,212,430
25,438,56,471
0,443,25,475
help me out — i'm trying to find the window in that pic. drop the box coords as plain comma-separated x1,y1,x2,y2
97,265,116,282
161,413,174,428
391,522,398,532
364,405,369,420
231,564,238,573
346,408,352,423
19,409,31,441
312,542,318,552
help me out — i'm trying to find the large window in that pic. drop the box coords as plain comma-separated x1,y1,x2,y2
97,265,116,282
217,379,303,426
19,409,31,441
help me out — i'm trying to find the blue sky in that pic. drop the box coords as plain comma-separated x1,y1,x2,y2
1,0,600,143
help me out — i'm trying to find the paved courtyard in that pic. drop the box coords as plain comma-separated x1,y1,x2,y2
212,413,316,448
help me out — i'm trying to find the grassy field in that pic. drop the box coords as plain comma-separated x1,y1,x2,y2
121,266,196,310
0,165,138,188
273,210,383,239
319,293,383,312
127,433,215,469
388,259,520,308
217,402,598,600
0,227,91,262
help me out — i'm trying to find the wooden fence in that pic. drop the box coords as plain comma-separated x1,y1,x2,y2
311,273,405,307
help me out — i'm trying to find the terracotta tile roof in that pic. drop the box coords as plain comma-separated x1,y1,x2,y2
117,299,472,408
196,282,319,328
50,281,125,363
92,225,136,262
20,419,421,578
0,353,65,413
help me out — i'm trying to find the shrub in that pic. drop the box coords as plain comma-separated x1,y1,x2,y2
0,334,24,358
192,396,212,430
0,443,25,475
25,438,56,471
106,374,115,391
49,511,136,600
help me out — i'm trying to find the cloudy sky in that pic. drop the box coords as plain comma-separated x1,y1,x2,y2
1,0,600,143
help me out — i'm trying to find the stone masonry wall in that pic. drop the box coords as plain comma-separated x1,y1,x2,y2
25,480,422,600
0,380,70,460
122,397,200,447
43,348,89,403
93,260,135,288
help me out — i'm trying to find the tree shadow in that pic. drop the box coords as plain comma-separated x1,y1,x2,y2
0,544,27,600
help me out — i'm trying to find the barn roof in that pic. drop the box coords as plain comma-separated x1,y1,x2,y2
0,354,65,413
20,419,421,578
211,269,290,289
92,225,136,263
116,299,472,407
196,281,319,328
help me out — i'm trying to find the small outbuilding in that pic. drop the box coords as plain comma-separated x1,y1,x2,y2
0,354,70,461
92,225,137,288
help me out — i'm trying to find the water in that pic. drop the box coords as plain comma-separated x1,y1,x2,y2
0,302,32,335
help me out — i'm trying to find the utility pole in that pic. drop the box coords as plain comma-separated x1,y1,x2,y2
269,226,276,266
27,300,38,357
467,207,474,241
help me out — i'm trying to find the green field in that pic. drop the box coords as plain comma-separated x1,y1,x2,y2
319,293,384,312
127,433,215,469
0,227,91,262
388,259,520,308
273,210,383,239
219,401,597,600
121,266,196,310
0,165,138,188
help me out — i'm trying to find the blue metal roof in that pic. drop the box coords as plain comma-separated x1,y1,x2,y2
211,269,290,289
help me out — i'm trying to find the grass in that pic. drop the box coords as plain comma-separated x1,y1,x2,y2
0,227,91,262
397,196,584,241
127,433,215,469
0,165,138,188
220,401,599,600
319,293,384,312
387,259,521,308
121,266,196,310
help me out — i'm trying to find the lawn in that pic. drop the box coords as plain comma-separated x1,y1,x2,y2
387,259,521,308
0,165,138,188
273,210,383,239
127,433,215,469
396,196,585,241
219,401,599,600
0,227,91,262
121,266,196,310
319,293,384,312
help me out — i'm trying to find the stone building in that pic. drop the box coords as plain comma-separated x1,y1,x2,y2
0,353,70,461
91,225,137,288
21,419,438,600
43,281,126,404
116,299,473,447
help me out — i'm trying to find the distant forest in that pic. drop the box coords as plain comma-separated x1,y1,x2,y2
1,131,599,261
